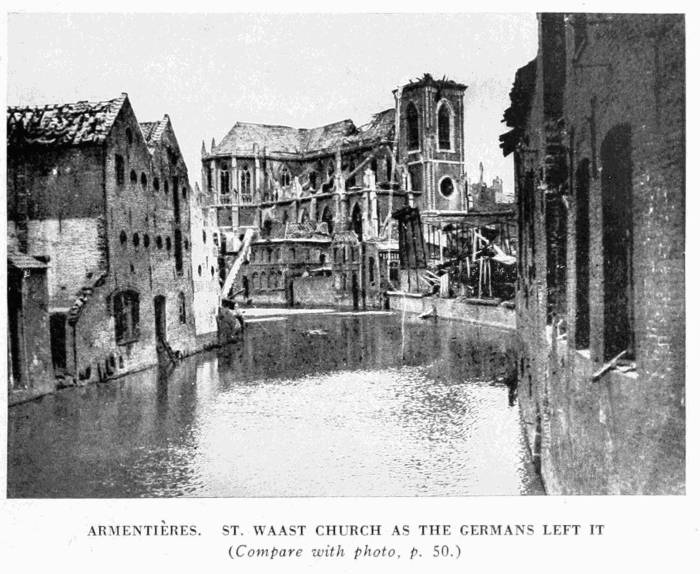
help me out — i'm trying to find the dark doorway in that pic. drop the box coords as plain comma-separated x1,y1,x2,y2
351,273,359,309
242,276,250,299
575,159,591,349
50,313,67,372
601,124,634,361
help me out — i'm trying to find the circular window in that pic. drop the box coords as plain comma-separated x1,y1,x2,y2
439,177,455,198
156,236,163,249
132,233,140,247
153,177,160,191
141,173,147,189
143,234,150,248
119,230,127,244
166,236,172,251
130,170,137,184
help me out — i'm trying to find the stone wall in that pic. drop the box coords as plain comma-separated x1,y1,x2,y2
6,144,108,308
190,193,221,336
293,276,336,306
387,293,515,330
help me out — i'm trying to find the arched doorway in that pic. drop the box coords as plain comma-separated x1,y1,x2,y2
601,124,634,361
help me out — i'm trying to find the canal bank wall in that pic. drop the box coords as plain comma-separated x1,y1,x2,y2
7,310,242,407
386,292,515,330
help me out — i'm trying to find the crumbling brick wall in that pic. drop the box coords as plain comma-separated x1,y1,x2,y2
507,13,685,494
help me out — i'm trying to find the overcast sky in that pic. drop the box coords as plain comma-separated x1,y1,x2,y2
8,13,538,194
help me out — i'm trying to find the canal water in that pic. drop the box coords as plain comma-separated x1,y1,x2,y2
7,312,543,497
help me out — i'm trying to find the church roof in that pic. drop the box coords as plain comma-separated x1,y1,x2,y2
212,109,395,157
7,94,127,147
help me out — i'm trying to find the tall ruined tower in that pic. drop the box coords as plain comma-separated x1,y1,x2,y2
395,74,467,212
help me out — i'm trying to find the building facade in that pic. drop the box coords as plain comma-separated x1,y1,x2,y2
201,74,473,307
501,14,685,493
7,94,220,401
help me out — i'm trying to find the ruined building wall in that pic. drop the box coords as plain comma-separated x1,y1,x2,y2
70,102,202,383
190,190,221,336
7,145,107,307
512,13,685,494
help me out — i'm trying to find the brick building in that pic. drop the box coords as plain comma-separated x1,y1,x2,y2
201,74,473,307
7,94,220,401
501,14,685,493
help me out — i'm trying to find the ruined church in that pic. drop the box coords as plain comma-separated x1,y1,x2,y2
200,73,470,307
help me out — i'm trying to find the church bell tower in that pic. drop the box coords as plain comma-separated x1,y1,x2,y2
395,74,468,213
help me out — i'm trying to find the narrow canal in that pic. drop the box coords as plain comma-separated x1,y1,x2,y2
8,311,543,497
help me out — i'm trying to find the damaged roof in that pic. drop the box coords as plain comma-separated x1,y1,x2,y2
396,73,467,92
212,109,395,157
139,116,169,145
7,94,127,147
349,109,395,147
139,115,175,155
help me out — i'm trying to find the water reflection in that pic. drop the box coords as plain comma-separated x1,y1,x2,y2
8,313,542,497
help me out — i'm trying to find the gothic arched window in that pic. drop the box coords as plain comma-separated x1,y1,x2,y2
438,102,452,150
406,102,419,150
280,166,291,187
220,161,230,194
240,166,252,199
